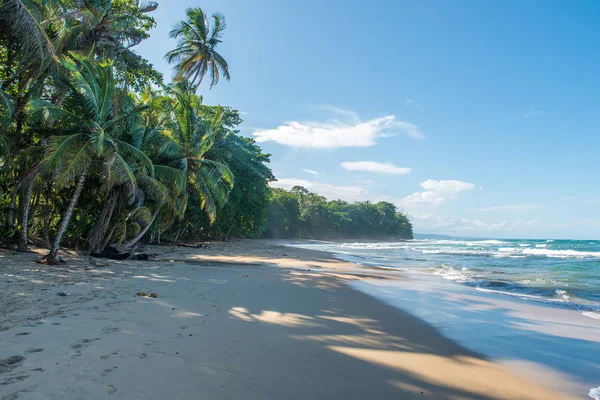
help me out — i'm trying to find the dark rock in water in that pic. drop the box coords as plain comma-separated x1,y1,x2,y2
129,253,149,260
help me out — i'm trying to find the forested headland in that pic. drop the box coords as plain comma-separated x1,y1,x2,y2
263,187,413,240
0,0,412,263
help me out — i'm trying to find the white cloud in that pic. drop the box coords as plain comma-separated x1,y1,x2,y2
524,107,543,118
399,179,475,209
301,168,320,177
252,109,425,149
270,178,369,202
420,179,475,193
472,203,547,212
401,191,446,207
340,161,411,175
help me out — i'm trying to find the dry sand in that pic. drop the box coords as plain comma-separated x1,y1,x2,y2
0,240,569,399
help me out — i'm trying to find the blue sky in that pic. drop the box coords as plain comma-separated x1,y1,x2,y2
136,0,600,239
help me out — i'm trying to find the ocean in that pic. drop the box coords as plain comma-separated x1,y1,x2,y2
284,235,600,397
289,235,600,318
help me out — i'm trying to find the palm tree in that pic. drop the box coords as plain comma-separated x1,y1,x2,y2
51,0,161,89
89,97,186,253
164,7,230,90
158,82,234,223
33,54,152,263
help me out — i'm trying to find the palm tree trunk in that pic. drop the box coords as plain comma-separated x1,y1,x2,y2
119,203,163,251
6,186,18,231
89,192,117,253
100,223,118,251
46,164,90,264
17,178,34,252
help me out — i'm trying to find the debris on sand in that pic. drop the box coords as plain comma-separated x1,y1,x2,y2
136,292,158,298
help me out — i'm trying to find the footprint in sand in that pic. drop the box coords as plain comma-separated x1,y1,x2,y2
71,344,82,350
100,355,110,360
24,348,44,353
106,385,117,394
138,353,147,359
51,322,61,326
15,332,31,336
1,375,30,385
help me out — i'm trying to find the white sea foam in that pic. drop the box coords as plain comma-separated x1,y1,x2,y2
590,386,600,400
583,312,600,320
475,287,569,303
535,244,548,248
476,239,506,245
522,248,600,258
555,289,571,301
431,265,475,283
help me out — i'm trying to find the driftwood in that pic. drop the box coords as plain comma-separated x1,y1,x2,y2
176,243,208,249
91,246,153,260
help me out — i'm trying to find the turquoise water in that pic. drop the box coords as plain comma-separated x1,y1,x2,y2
289,236,600,317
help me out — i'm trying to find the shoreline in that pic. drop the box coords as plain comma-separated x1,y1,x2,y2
283,240,599,398
0,240,575,399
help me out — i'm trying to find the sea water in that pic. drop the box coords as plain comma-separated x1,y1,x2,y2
289,235,600,317
285,235,600,397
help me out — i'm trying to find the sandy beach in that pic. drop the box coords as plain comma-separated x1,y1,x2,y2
0,240,576,399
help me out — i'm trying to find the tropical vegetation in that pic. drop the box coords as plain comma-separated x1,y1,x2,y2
263,187,413,240
0,0,412,263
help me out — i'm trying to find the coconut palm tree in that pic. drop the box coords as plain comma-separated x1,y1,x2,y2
33,54,152,263
164,7,230,90
158,82,234,223
51,0,161,89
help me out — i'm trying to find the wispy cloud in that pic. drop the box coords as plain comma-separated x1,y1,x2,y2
399,179,475,208
340,161,412,175
420,180,475,193
472,203,548,212
410,213,540,234
270,178,369,202
318,105,360,123
301,168,321,177
252,108,425,149
524,107,543,118
561,196,600,204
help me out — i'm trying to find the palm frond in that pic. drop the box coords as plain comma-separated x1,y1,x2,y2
0,0,60,76
113,138,154,176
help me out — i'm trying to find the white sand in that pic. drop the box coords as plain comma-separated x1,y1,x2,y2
0,241,568,399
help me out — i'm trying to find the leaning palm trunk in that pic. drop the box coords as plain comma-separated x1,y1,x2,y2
119,202,164,251
89,192,117,253
46,164,90,264
17,178,34,252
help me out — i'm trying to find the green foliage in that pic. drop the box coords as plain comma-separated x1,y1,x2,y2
262,186,414,240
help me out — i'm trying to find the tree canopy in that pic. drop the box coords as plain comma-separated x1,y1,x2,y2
263,187,413,240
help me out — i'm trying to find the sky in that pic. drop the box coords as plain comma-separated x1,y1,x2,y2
136,0,600,239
